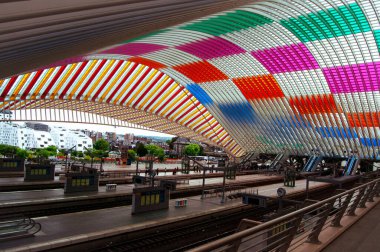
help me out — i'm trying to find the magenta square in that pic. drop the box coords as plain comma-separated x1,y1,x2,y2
251,43,319,74
323,62,380,93
176,37,245,59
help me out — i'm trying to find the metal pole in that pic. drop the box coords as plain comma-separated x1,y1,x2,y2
201,161,207,199
306,176,310,200
221,165,226,203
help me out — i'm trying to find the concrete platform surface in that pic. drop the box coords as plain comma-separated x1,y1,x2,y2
0,174,283,206
0,180,328,251
322,202,380,252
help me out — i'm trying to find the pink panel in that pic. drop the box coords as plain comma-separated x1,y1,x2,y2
251,43,319,74
176,37,245,59
323,62,380,93
99,43,167,56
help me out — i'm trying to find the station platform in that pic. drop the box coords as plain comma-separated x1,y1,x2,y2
0,180,330,251
0,174,282,208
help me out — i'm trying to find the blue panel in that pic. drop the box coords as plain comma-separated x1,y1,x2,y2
219,102,256,124
274,116,310,128
186,84,213,105
316,127,358,139
360,138,379,147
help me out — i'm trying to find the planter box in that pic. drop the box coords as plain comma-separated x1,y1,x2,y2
24,163,55,181
132,187,169,214
0,158,25,172
64,171,99,193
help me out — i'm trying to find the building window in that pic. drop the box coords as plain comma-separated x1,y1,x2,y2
78,144,82,147
60,140,64,142
37,138,41,140
40,145,44,147
60,134,64,136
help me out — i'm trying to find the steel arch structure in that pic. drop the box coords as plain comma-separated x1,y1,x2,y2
1,0,380,158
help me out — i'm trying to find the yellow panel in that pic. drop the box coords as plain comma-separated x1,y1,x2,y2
50,63,78,99
113,64,145,105
68,60,98,100
31,68,55,100
98,61,131,103
127,69,157,106
137,75,169,110
84,60,115,101
12,73,31,99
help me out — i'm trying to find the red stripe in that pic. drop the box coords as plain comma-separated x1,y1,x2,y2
91,60,123,102
184,110,204,127
165,96,190,118
132,72,164,108
217,134,229,144
76,59,107,100
21,70,43,100
144,79,174,111
106,63,139,103
59,61,89,100
119,67,151,105
3,101,15,110
41,66,67,99
193,115,212,131
229,144,238,152
156,86,184,114
210,128,224,140
0,76,18,101
199,121,218,136
224,140,234,148
175,101,200,122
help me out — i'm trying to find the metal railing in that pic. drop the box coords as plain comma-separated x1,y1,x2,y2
189,175,380,252
0,215,41,241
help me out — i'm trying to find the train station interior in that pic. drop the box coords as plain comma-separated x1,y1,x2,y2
0,0,379,251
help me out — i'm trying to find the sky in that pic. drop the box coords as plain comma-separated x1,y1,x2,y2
16,121,175,138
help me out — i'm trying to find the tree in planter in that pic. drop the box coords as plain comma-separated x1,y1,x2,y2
127,149,137,162
0,144,18,158
183,143,201,156
146,144,165,162
93,139,109,152
135,142,147,157
45,145,58,156
15,149,28,160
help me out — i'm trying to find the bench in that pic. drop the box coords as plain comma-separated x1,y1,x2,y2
106,184,117,191
175,198,188,207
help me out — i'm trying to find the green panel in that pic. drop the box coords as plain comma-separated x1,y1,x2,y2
281,3,371,42
123,29,169,43
374,30,380,52
179,10,273,36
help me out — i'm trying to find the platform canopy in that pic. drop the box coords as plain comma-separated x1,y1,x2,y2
0,0,379,158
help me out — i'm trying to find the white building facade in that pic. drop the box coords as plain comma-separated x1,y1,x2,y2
0,123,93,151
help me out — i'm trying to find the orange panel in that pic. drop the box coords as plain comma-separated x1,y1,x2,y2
128,57,166,69
346,112,380,127
289,94,340,114
232,75,284,100
173,61,228,83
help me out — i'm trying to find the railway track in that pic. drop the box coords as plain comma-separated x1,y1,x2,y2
90,186,336,252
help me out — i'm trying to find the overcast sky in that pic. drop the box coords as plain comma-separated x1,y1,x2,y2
17,121,175,138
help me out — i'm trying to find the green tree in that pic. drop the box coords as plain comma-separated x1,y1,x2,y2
183,143,201,156
93,139,109,151
45,145,57,155
15,149,28,159
135,142,147,157
127,149,137,162
146,144,165,162
0,144,18,157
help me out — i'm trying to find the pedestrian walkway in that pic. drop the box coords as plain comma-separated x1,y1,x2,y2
322,202,380,252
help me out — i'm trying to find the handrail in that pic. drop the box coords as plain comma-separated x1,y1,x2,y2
189,175,380,252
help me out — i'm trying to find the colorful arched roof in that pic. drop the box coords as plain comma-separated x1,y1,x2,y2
1,0,380,158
